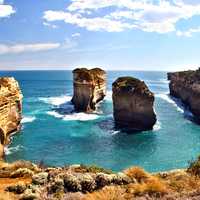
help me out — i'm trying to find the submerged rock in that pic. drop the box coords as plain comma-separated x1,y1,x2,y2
0,77,23,157
112,77,156,131
168,69,200,120
72,68,106,112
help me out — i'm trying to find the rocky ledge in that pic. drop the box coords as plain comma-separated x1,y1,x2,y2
0,77,23,157
112,77,156,131
72,68,106,112
168,69,200,120
2,157,200,200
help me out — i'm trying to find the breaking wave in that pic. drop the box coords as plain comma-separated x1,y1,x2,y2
39,95,72,106
21,116,36,123
156,93,184,113
5,145,24,155
153,121,161,131
47,111,99,121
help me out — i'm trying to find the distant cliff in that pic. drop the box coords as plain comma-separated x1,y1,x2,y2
0,77,23,157
72,68,106,112
168,69,200,119
112,77,156,131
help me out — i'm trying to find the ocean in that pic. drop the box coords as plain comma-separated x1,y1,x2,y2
1,70,200,172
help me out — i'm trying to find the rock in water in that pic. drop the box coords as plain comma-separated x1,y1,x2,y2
72,68,106,112
0,77,23,157
168,69,200,119
112,77,156,131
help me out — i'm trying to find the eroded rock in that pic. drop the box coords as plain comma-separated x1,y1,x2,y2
168,69,200,120
0,77,23,157
112,77,156,131
72,68,106,112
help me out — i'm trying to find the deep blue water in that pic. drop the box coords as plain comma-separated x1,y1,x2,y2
1,70,200,172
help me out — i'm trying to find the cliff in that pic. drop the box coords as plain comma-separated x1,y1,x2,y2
0,77,23,157
72,68,106,112
112,77,156,131
168,69,200,119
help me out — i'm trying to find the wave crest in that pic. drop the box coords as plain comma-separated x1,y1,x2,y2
39,95,72,106
5,145,24,155
21,116,36,123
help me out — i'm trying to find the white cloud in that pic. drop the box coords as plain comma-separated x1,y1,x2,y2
176,27,200,37
43,22,58,29
72,32,80,37
0,1,15,18
0,43,61,55
43,0,200,35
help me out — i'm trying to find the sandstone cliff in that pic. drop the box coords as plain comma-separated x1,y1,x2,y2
168,69,200,119
72,68,106,112
112,77,156,131
0,77,23,156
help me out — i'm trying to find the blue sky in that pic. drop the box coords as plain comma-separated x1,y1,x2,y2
1,0,200,71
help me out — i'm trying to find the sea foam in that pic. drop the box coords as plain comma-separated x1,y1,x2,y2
39,95,72,106
156,93,184,113
21,116,36,123
47,111,99,121
5,145,24,155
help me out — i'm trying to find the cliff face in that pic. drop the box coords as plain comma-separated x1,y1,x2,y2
112,77,156,131
0,77,23,151
168,69,200,118
72,68,106,112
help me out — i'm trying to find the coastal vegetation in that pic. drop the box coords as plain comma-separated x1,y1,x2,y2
1,156,200,199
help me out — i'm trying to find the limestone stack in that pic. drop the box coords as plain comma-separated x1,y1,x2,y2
168,69,200,119
0,77,23,157
112,77,156,131
72,68,106,112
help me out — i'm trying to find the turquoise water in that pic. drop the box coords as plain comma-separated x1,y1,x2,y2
1,70,200,172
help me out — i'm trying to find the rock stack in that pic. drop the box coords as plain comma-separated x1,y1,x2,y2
168,69,200,119
72,68,106,112
112,77,156,131
0,77,23,157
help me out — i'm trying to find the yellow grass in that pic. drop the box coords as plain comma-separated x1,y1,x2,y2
124,166,150,182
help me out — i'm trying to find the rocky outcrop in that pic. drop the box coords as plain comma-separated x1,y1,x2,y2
112,77,156,131
168,69,200,119
0,77,23,157
72,68,106,112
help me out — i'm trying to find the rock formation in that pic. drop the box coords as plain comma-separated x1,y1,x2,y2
72,68,106,112
168,69,200,119
0,77,23,157
112,77,156,131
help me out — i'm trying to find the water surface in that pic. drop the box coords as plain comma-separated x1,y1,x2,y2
1,70,200,172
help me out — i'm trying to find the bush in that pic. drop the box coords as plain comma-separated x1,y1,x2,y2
83,186,126,200
127,177,168,197
187,156,200,176
124,167,149,183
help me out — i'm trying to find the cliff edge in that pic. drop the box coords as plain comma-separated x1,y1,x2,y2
0,77,23,157
168,69,200,119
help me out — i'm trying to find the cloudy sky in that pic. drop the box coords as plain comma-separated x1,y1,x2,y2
1,0,200,71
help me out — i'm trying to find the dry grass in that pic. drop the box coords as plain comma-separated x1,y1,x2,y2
127,176,168,197
124,167,150,183
161,171,200,193
0,177,31,200
83,186,126,200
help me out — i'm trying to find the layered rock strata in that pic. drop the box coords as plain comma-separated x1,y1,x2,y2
72,68,106,112
168,69,200,119
0,77,23,157
112,77,156,131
